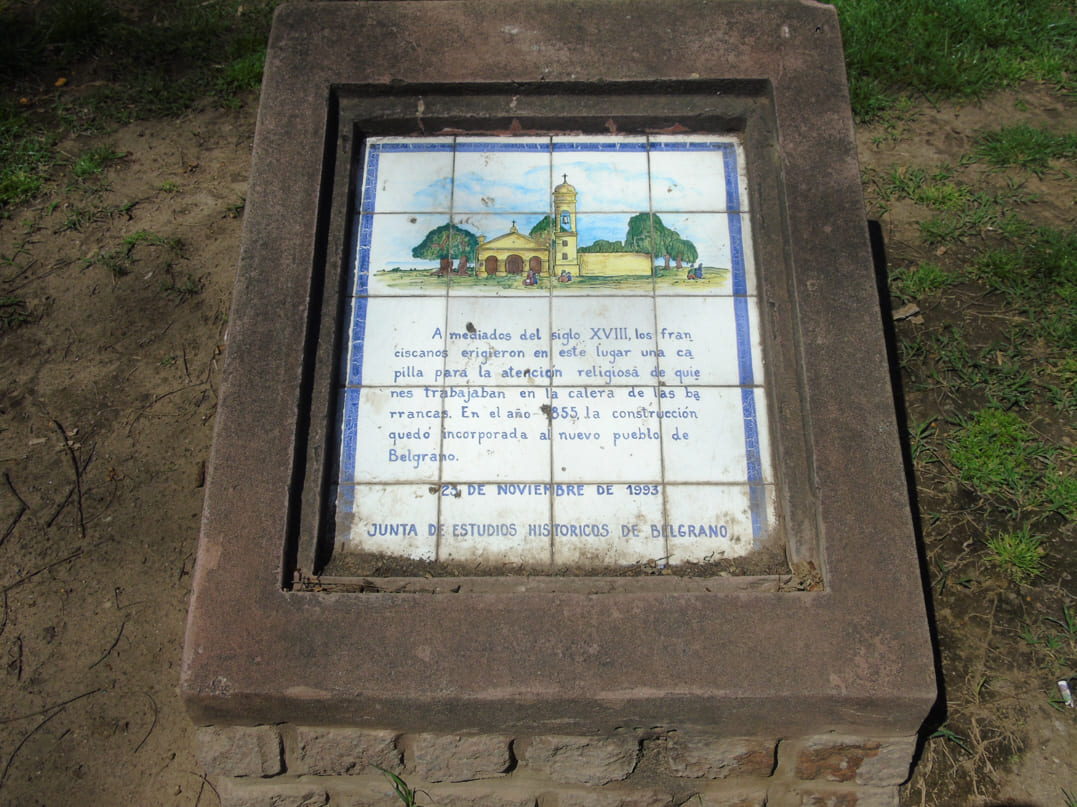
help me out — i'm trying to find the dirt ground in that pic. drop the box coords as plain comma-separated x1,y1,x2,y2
0,85,1074,805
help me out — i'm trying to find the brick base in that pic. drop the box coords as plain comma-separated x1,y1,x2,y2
196,726,914,806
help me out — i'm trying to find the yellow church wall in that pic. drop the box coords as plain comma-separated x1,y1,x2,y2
579,252,652,277
476,245,549,276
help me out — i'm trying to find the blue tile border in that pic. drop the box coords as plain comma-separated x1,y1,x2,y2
340,135,768,546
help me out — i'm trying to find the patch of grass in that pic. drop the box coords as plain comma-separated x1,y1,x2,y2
159,180,179,193
375,767,425,807
0,2,46,77
967,227,1077,302
124,230,183,253
56,200,135,232
930,724,972,755
873,164,1035,246
833,0,1077,120
1022,604,1076,680
973,124,1077,176
1045,603,1076,638
225,196,245,218
1,1,277,208
42,0,124,63
0,295,30,329
1043,469,1077,521
909,418,939,463
985,524,1046,584
72,145,124,178
0,105,57,208
93,229,184,277
946,409,1053,509
216,50,266,105
890,261,954,302
161,272,201,301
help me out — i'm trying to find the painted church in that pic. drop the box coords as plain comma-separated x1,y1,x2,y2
475,177,653,277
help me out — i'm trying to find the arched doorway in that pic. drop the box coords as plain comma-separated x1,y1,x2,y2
528,255,542,275
484,255,498,275
506,254,524,274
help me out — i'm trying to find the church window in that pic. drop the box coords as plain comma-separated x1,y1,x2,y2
561,239,567,247
562,252,568,260
560,210,570,230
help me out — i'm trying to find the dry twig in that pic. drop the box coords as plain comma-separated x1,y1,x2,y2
51,420,86,540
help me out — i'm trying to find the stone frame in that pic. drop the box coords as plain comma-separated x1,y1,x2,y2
182,0,936,739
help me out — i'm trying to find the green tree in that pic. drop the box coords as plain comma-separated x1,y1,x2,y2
411,222,478,274
624,213,697,270
528,215,552,244
668,235,698,269
624,213,657,256
579,239,626,253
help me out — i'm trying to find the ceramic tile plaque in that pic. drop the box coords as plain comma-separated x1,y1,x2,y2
334,135,774,567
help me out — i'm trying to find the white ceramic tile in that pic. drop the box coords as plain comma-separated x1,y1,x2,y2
552,483,665,565
339,134,772,567
444,296,550,384
343,386,444,483
659,387,771,484
361,138,455,213
547,212,659,295
646,212,733,280
452,138,551,213
360,213,451,296
354,296,447,386
649,136,744,212
662,483,774,562
551,137,650,212
438,485,552,565
549,296,659,385
653,297,748,386
438,387,552,482
335,484,439,559
551,387,663,483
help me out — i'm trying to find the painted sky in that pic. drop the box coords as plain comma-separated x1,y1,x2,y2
360,137,741,268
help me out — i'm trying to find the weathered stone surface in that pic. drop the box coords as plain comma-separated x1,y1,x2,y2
408,733,513,782
794,736,915,786
421,785,536,807
197,725,283,777
553,787,675,807
181,0,937,747
778,786,899,807
523,735,639,785
216,778,328,807
683,789,768,807
665,735,777,779
291,727,401,775
850,737,916,786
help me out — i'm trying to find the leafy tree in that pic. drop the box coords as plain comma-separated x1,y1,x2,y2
528,215,552,244
623,213,697,270
579,239,626,253
667,235,698,269
624,213,657,256
411,222,478,273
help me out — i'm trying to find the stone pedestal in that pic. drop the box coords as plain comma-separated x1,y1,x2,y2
181,2,937,803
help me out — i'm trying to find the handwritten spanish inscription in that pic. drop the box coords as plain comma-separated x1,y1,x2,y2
335,136,775,567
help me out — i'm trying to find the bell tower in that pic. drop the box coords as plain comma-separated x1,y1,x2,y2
551,175,580,276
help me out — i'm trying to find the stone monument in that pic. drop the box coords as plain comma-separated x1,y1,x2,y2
182,2,937,805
